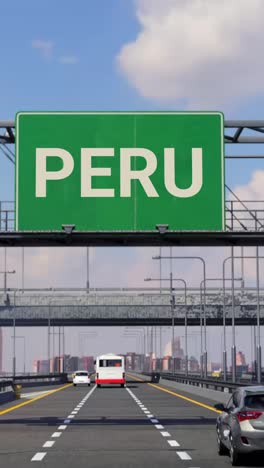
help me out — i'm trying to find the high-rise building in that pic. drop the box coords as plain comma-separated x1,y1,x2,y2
80,356,94,372
0,328,2,373
236,351,246,366
164,337,184,358
189,356,199,372
65,356,79,372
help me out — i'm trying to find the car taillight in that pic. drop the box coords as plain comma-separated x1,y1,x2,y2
237,411,262,422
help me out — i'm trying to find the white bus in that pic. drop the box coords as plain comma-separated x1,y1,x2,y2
95,354,125,387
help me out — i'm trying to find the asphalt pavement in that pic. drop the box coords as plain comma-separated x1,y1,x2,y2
0,378,263,467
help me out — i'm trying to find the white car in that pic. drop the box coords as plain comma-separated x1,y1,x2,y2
73,371,91,386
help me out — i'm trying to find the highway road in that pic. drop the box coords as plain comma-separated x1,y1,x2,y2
0,377,263,467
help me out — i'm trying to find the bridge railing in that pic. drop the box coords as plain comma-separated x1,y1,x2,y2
142,371,263,393
0,199,264,232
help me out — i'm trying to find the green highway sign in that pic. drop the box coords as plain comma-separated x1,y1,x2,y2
16,112,224,231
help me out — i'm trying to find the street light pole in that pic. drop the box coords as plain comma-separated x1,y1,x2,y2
13,336,26,374
223,255,264,383
86,247,90,292
256,246,262,383
12,289,17,377
200,276,242,380
170,272,175,375
231,246,236,383
0,269,16,293
48,300,51,373
125,327,146,357
153,255,206,377
145,276,187,375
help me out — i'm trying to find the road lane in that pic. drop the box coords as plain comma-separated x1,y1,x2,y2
129,379,264,468
0,380,263,467
0,383,86,466
43,384,184,468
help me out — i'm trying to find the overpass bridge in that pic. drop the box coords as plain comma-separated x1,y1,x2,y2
1,288,264,326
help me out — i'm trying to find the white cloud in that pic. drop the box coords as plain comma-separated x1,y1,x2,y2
32,39,54,59
58,55,79,65
233,170,264,202
117,0,264,108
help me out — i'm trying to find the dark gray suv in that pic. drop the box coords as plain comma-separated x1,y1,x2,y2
215,386,264,465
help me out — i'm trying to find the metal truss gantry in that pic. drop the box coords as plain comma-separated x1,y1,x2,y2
1,120,264,246
2,120,264,148
1,288,264,327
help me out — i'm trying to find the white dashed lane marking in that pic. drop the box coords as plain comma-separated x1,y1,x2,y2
30,385,96,462
51,432,62,438
126,386,192,462
43,441,55,448
168,440,180,447
31,452,46,461
177,452,192,460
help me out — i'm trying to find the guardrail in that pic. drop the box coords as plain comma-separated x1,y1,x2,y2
141,371,262,393
0,379,13,391
0,373,68,388
12,373,68,382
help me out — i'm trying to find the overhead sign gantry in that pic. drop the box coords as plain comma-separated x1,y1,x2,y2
0,116,264,246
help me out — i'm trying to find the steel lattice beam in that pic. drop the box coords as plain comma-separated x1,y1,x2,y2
0,230,262,246
2,120,264,146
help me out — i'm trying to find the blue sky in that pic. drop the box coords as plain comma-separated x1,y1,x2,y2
1,1,141,117
1,0,264,369
1,0,264,197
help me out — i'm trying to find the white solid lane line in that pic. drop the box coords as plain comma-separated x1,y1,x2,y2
168,440,180,447
51,432,62,438
31,452,46,461
176,452,192,460
43,441,55,448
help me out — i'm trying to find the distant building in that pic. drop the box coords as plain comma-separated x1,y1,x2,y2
236,351,246,366
126,352,136,370
65,356,79,372
80,356,94,372
164,337,184,359
162,356,171,371
33,359,38,373
49,356,63,373
39,360,49,374
235,351,248,377
208,362,222,372
189,356,199,372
